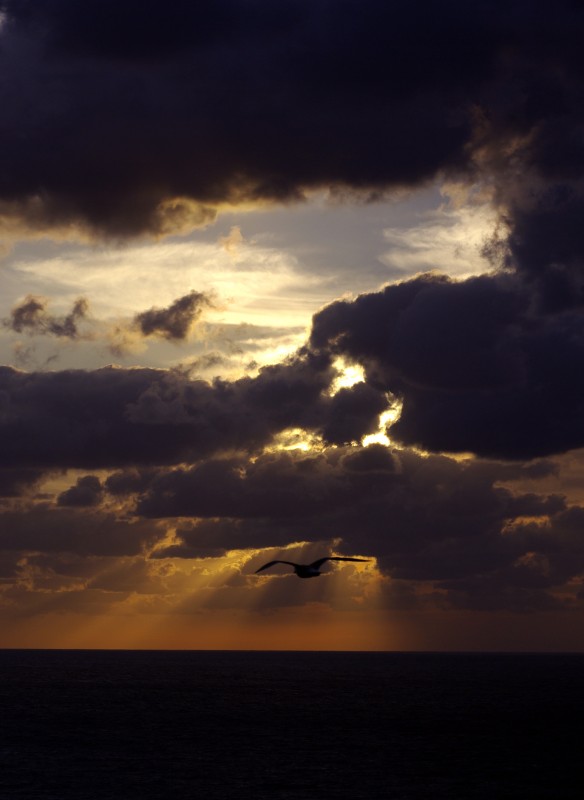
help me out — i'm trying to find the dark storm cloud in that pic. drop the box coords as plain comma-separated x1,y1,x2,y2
2,0,583,236
5,295,89,339
0,365,259,469
133,291,213,342
0,351,384,470
309,272,584,460
135,447,398,520
135,445,558,539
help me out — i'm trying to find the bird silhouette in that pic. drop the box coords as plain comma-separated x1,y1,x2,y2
254,556,369,579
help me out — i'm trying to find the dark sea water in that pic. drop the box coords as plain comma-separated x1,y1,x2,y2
0,650,582,800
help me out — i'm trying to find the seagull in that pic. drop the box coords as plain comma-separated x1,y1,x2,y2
254,557,370,579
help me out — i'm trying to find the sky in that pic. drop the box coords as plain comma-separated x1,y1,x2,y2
1,0,584,651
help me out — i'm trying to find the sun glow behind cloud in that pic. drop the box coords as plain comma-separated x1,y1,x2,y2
329,359,404,449
362,405,404,447
330,358,366,394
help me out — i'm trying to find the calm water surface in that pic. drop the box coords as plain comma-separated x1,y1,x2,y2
0,650,582,799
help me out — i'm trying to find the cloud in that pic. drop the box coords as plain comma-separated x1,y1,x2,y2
107,290,215,357
309,271,584,460
0,349,385,470
0,427,580,616
3,1,584,625
133,291,213,342
2,260,584,472
0,505,161,557
218,226,245,254
57,474,103,507
110,443,579,613
380,197,498,279
0,467,44,497
3,289,218,364
1,436,576,616
1,0,582,238
5,295,90,339
134,448,397,521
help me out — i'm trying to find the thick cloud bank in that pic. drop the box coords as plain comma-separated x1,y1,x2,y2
1,0,583,240
0,354,384,468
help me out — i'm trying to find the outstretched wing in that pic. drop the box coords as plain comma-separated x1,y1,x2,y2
255,560,296,573
309,557,370,569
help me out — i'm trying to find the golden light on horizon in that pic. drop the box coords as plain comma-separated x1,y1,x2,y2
61,548,387,651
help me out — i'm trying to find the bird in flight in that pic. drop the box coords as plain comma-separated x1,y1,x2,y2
254,556,369,579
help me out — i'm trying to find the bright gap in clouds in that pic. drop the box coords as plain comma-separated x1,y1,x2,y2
0,184,498,376
330,358,366,394
362,406,403,448
329,358,405,449
380,189,499,280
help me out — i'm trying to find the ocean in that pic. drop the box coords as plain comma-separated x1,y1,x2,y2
0,650,582,799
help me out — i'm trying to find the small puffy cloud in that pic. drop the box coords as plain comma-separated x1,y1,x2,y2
218,226,245,254
134,290,214,342
107,290,216,357
5,295,90,339
3,290,217,362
